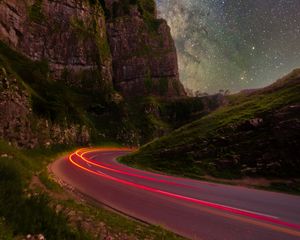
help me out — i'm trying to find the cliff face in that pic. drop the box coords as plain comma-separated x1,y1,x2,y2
0,66,34,147
0,0,185,97
0,0,186,148
105,1,186,97
0,65,90,148
0,0,112,91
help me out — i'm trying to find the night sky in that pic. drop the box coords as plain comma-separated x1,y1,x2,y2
156,0,300,93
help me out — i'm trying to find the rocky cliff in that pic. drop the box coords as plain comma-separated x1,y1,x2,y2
0,63,90,148
0,0,186,147
104,0,186,96
0,0,185,97
0,0,112,92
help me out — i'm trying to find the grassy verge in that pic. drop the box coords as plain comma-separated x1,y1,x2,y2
0,218,13,240
0,141,89,240
260,182,300,195
59,198,183,240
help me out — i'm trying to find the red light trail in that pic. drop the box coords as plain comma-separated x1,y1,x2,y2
68,148,300,234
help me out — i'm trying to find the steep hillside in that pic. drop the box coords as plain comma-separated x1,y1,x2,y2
122,69,300,180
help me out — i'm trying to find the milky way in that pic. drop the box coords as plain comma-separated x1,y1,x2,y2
156,0,300,93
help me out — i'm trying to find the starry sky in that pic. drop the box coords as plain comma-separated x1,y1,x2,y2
156,0,300,93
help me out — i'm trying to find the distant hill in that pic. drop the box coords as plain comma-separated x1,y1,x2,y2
122,69,300,180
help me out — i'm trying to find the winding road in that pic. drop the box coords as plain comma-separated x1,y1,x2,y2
52,148,300,240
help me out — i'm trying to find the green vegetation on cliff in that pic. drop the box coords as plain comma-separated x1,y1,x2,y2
72,1,111,64
121,70,300,182
137,0,162,32
0,41,100,125
28,0,44,23
105,0,161,32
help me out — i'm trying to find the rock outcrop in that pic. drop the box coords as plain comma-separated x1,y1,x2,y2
0,0,185,97
0,0,186,148
0,0,112,91
0,66,90,148
105,1,186,96
0,66,35,147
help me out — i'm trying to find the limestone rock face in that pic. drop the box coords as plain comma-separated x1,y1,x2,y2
106,5,186,97
0,0,187,148
0,0,185,97
0,66,90,148
0,67,36,148
0,0,112,91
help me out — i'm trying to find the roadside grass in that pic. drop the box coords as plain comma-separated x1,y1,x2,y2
61,199,184,240
260,182,300,195
39,169,64,193
0,218,13,240
0,141,89,240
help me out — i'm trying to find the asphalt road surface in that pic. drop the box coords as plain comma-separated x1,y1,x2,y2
51,148,300,240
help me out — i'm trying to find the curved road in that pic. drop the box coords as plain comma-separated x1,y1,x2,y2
52,148,300,240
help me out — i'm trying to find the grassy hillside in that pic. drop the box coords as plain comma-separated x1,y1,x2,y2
121,70,300,182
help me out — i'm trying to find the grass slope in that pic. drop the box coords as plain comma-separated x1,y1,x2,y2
121,70,300,182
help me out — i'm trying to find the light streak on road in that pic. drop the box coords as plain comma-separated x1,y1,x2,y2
67,148,300,237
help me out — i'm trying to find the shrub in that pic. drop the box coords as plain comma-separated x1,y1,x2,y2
29,0,44,23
